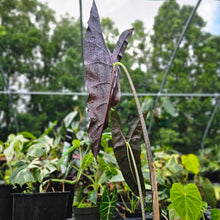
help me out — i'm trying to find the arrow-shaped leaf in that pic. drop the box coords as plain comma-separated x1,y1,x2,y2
84,0,133,158
111,109,146,196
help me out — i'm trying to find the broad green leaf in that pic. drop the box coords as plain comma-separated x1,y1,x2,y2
201,177,217,208
4,134,25,162
30,159,57,182
181,154,200,174
109,173,124,182
111,109,146,196
81,152,94,171
156,172,165,185
13,160,27,168
170,183,202,220
211,208,220,220
64,111,78,128
141,97,154,112
100,187,117,220
42,120,58,136
98,172,108,185
32,167,41,183
28,159,42,170
38,135,53,153
88,190,98,204
40,160,57,181
161,97,177,117
27,143,45,158
165,154,184,177
143,169,164,185
4,146,16,162
9,165,35,187
99,157,117,178
18,131,37,140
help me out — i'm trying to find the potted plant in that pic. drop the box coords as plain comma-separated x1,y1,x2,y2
71,149,103,220
111,181,150,220
50,134,118,220
2,131,70,220
0,134,29,220
83,1,159,219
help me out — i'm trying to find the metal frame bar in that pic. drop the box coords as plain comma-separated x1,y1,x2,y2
0,90,219,97
201,99,220,151
147,0,202,134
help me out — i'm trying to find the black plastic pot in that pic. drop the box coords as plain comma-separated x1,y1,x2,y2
12,191,70,220
47,182,75,218
72,206,100,220
0,181,13,220
204,171,220,183
112,202,166,220
0,181,27,220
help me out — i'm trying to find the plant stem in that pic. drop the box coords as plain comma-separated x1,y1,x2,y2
126,142,145,220
114,62,160,220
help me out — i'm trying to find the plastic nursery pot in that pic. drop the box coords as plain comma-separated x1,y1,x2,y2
12,191,70,220
0,181,27,220
72,206,100,220
47,182,75,218
0,181,13,220
112,202,167,220
112,202,143,220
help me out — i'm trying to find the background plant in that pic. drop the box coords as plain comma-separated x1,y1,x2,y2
3,132,59,191
0,0,219,155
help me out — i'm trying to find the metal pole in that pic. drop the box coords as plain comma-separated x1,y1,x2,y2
0,62,19,133
201,99,220,151
0,91,219,97
79,0,85,77
147,0,202,134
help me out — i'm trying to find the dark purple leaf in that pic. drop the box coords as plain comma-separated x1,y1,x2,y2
111,109,147,196
84,0,133,157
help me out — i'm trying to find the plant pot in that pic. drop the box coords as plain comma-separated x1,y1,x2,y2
12,191,70,220
112,202,145,220
112,202,166,220
0,181,24,220
72,206,100,220
0,181,13,220
47,182,75,218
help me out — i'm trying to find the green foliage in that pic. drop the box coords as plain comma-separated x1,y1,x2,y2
169,183,203,220
152,145,218,215
149,0,220,152
70,137,117,208
200,177,217,208
0,0,84,140
181,154,200,175
198,145,220,174
3,134,25,162
211,208,220,220
1,0,219,154
6,134,58,189
161,97,177,118
99,187,118,220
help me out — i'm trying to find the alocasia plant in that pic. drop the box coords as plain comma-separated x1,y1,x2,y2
84,1,160,219
84,0,133,157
